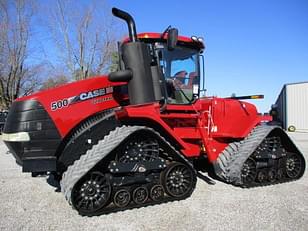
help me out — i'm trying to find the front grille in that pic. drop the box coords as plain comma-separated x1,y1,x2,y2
3,100,61,168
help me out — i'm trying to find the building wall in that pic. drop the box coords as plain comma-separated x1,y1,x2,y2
275,86,287,129
286,82,308,131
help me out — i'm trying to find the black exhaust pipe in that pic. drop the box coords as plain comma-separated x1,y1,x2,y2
112,8,137,42
109,8,156,105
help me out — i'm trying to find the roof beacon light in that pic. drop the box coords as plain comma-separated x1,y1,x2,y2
198,37,204,43
191,36,198,42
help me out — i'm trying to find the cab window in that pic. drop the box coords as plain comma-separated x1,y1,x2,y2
156,44,200,104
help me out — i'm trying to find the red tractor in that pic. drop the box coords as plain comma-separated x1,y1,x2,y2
3,8,305,216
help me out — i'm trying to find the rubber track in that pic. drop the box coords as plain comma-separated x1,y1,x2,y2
58,109,117,170
70,109,114,140
60,125,197,209
63,108,115,148
215,125,297,186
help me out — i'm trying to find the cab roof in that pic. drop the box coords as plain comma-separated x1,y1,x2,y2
122,32,205,50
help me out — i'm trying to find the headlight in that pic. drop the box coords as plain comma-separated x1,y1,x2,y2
2,132,30,142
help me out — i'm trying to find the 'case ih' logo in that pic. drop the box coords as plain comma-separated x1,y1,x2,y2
78,87,113,101
51,86,113,111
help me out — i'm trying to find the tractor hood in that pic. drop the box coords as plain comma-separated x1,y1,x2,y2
9,75,124,138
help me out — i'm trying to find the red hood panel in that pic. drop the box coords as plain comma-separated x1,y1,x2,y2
17,76,123,137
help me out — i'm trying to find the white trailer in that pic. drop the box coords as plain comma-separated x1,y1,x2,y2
273,82,308,132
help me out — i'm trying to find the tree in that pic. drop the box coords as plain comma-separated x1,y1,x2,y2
0,0,41,109
109,51,120,73
40,75,69,90
47,0,120,80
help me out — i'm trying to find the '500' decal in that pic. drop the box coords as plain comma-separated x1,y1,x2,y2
51,86,113,111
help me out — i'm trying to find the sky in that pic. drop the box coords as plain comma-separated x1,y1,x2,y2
109,0,308,113
33,0,308,113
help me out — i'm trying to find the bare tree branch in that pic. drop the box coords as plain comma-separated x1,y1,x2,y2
0,0,42,109
46,0,120,81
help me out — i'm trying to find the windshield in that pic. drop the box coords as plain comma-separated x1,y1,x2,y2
155,43,200,104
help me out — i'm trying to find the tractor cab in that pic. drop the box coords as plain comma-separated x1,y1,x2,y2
127,32,205,105
109,9,205,107
152,39,203,104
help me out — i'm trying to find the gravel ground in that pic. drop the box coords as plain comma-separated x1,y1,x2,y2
0,132,307,231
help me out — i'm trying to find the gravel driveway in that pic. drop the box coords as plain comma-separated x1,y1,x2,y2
0,132,307,231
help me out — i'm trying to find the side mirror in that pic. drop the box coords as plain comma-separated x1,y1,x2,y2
167,28,178,51
108,70,133,82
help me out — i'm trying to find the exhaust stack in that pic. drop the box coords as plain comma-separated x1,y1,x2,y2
110,8,155,105
112,8,137,42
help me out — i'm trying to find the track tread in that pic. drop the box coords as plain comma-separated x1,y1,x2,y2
58,109,117,171
60,125,197,213
215,124,305,187
61,126,139,203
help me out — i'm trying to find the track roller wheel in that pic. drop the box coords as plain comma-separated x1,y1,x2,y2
71,171,111,215
150,185,164,201
267,169,276,182
241,158,257,184
277,168,284,180
257,170,267,183
133,186,148,204
162,162,194,198
114,189,131,208
285,154,303,179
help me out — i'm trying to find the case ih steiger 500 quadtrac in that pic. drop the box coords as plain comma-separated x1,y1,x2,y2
3,8,305,216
